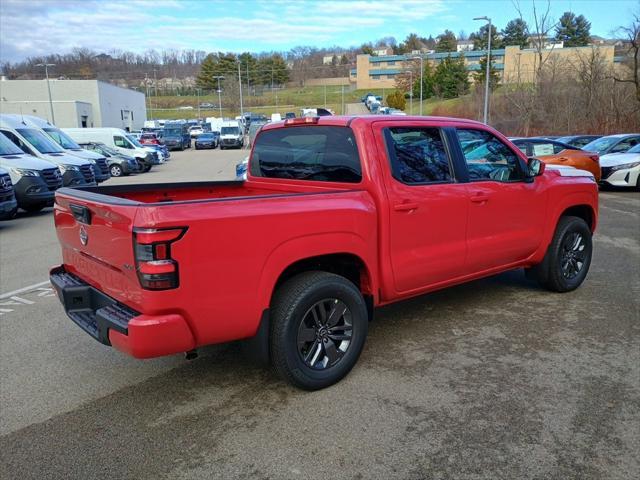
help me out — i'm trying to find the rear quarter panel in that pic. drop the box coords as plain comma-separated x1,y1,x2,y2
133,190,378,346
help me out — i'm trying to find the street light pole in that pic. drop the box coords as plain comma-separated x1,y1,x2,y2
409,55,424,115
237,62,244,117
196,88,201,119
474,16,492,124
36,63,56,124
214,76,224,117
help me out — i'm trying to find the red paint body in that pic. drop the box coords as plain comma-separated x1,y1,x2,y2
52,116,598,358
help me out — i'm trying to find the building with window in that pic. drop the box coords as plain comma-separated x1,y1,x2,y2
0,79,146,130
351,44,621,90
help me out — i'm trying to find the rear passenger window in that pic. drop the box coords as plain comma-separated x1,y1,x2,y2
250,126,361,183
384,127,452,184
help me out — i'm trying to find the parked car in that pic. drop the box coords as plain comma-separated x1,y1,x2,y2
0,131,61,212
126,134,167,163
50,116,598,390
163,122,191,150
21,115,110,183
64,128,160,172
194,132,219,149
199,103,215,109
139,133,161,145
219,121,244,149
284,112,296,119
0,115,95,187
555,135,602,149
0,167,18,219
79,142,140,177
248,121,267,147
582,133,640,156
189,126,204,138
599,143,640,189
510,137,601,181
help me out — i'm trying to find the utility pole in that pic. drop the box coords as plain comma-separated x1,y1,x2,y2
474,16,492,124
341,85,344,115
324,85,327,108
36,63,56,124
237,62,244,117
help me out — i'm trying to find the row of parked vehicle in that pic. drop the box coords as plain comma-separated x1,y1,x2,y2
508,133,640,189
0,114,172,219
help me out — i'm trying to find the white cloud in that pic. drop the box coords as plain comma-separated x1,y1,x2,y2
0,0,449,62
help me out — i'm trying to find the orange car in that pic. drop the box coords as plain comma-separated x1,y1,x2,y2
510,138,601,181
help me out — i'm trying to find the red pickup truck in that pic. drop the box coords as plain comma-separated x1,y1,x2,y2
50,116,598,390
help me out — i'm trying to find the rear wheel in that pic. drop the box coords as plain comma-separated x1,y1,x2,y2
23,204,45,213
526,216,592,292
142,164,152,173
110,164,123,177
270,271,368,390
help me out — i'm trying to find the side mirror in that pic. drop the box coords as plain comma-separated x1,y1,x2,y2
527,157,545,177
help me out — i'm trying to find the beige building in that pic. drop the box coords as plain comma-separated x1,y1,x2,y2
350,44,622,90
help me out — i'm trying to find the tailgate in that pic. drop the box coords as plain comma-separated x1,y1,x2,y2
53,189,142,306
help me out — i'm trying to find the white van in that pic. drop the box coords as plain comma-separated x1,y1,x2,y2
0,114,95,187
19,116,111,183
219,120,244,149
64,128,160,172
0,131,62,212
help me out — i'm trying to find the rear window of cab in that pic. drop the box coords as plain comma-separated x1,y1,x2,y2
250,126,362,183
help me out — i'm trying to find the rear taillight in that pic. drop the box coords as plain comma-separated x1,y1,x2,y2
589,155,599,163
133,227,187,290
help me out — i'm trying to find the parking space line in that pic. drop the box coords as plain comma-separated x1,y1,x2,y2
0,280,51,300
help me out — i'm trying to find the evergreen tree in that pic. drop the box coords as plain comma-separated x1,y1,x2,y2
502,18,529,48
435,30,457,52
471,24,502,50
473,56,500,91
433,55,469,98
556,12,591,47
196,52,237,89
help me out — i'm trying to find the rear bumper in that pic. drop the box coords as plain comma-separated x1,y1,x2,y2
50,266,195,358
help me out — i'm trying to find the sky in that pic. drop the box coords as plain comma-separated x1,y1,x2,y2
0,0,637,63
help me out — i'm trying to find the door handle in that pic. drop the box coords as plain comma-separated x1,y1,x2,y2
394,202,419,212
470,193,490,203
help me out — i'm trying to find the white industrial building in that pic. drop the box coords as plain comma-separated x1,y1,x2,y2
0,79,146,130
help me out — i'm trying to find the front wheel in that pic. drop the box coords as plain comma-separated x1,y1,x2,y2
270,271,368,390
110,164,123,177
526,216,592,292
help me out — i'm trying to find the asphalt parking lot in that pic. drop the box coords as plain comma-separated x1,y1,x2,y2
0,148,638,479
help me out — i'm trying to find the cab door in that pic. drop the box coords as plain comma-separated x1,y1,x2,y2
374,122,469,294
454,128,547,273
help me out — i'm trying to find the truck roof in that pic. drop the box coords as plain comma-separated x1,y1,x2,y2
259,115,485,132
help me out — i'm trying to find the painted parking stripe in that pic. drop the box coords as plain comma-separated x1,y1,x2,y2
0,280,51,300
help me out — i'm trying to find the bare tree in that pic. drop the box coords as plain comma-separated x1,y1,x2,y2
613,10,640,103
512,0,559,77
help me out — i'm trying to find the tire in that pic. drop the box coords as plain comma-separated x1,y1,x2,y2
526,216,592,292
142,164,152,173
23,204,45,213
270,271,368,390
110,164,123,177
0,206,17,220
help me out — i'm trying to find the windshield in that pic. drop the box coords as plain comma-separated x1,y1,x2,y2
126,135,144,148
221,127,240,135
16,128,64,154
43,128,81,149
250,126,361,183
164,128,182,136
582,136,618,154
0,132,26,155
199,133,214,139
627,144,640,154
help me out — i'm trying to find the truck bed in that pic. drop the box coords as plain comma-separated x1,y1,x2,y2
64,180,347,205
